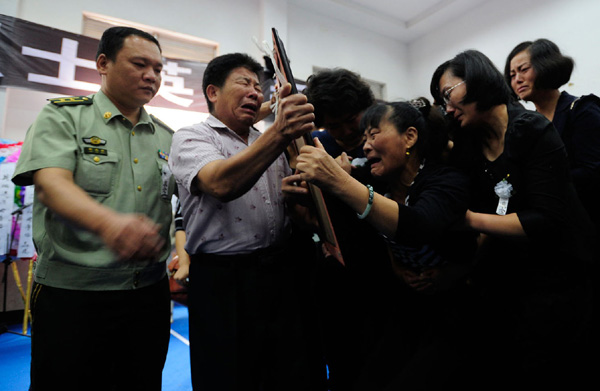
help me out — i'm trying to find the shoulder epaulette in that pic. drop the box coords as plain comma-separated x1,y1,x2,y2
150,114,174,134
570,94,600,110
49,96,93,106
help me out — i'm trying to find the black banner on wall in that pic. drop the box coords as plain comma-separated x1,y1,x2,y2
0,14,208,112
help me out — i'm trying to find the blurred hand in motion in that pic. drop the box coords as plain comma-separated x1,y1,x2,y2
100,214,164,261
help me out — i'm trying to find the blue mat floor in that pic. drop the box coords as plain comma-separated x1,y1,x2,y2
0,302,192,391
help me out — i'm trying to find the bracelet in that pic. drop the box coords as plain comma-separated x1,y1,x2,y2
357,184,374,220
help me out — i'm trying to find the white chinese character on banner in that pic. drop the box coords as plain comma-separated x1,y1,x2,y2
158,61,194,107
22,38,195,108
22,37,99,91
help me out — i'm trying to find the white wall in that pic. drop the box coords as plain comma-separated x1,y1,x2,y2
407,0,600,100
14,0,263,57
0,0,19,18
287,4,409,101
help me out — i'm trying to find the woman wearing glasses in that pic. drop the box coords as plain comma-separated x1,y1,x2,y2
430,50,592,388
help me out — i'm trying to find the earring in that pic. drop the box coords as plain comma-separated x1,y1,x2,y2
405,149,411,156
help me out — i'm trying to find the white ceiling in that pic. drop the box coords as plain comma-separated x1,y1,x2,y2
288,0,491,43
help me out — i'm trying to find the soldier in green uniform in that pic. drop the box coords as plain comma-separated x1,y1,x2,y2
12,26,174,391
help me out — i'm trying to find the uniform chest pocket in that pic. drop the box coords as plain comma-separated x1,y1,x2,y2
74,151,120,196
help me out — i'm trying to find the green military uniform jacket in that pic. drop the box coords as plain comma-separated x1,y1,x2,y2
12,91,175,290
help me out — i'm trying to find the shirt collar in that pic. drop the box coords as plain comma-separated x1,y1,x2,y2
94,90,155,133
206,114,258,142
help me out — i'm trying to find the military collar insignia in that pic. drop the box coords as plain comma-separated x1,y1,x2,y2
82,136,107,146
49,96,93,106
158,149,169,162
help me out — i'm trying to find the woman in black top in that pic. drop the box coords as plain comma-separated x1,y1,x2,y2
505,38,600,240
284,99,477,390
431,49,592,389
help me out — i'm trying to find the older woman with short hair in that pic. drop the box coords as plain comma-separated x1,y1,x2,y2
284,99,477,390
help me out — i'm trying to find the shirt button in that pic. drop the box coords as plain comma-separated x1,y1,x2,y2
133,158,139,164
137,186,142,191
103,111,111,119
132,131,136,136
93,156,100,162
